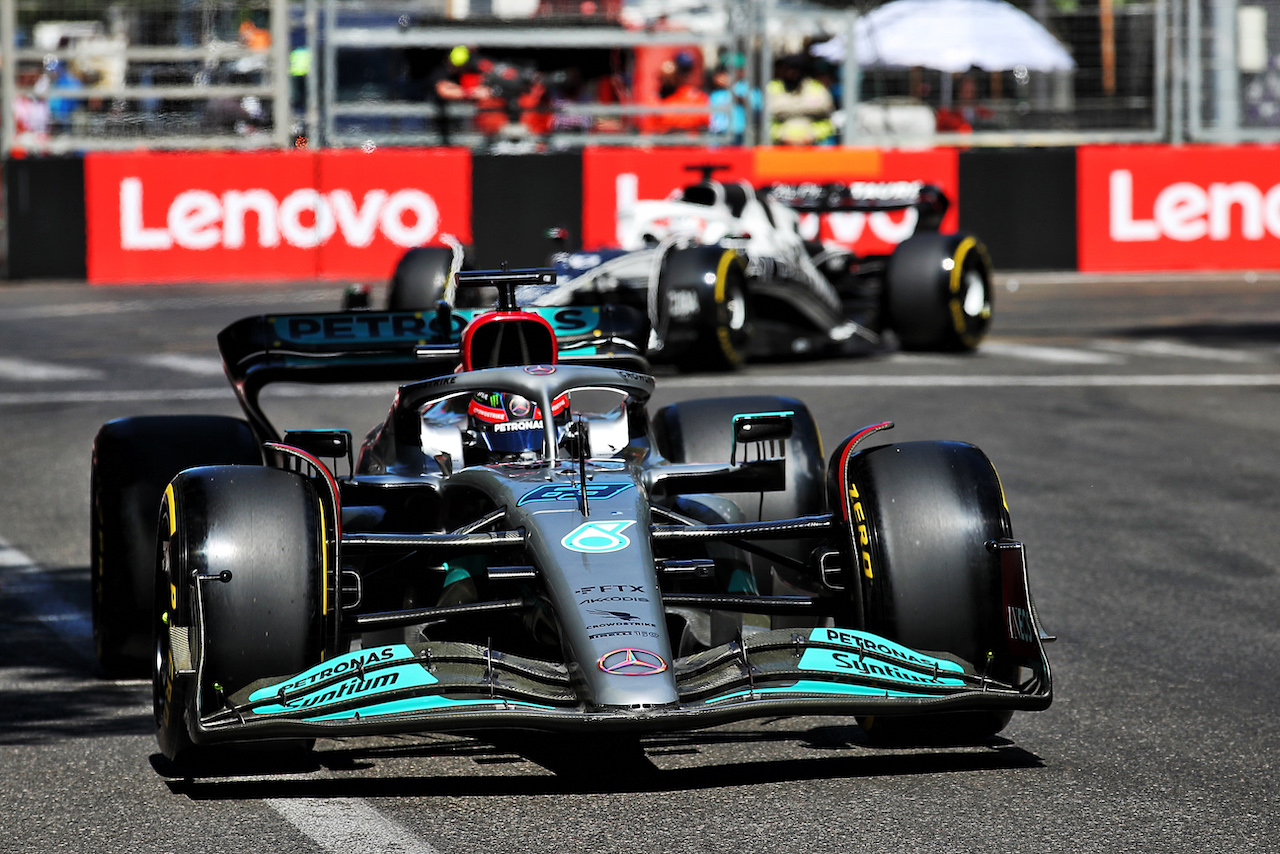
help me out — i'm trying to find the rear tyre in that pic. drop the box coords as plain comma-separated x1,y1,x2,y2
155,466,325,766
91,416,260,677
834,440,1015,743
387,246,456,311
885,232,993,352
658,246,749,372
652,395,824,523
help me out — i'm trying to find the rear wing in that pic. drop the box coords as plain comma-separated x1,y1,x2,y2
217,301,649,442
770,181,950,231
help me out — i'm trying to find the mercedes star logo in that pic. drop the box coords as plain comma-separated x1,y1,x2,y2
597,648,668,676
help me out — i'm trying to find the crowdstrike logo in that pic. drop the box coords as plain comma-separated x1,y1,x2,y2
118,177,440,251
1109,169,1280,242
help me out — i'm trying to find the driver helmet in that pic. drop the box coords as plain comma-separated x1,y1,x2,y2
467,391,569,461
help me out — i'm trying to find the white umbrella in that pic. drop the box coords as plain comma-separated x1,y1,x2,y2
811,0,1075,73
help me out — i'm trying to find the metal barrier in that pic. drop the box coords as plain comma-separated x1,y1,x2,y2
1183,0,1280,141
0,0,291,152
0,0,1277,153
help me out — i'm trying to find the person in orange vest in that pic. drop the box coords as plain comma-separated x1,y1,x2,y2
653,51,709,134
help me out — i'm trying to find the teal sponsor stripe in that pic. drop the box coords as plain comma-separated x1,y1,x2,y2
304,695,556,721
703,680,937,705
252,664,437,715
806,627,965,674
249,644,424,703
797,649,966,687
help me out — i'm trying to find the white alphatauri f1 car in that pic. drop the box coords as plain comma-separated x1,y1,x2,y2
387,166,995,371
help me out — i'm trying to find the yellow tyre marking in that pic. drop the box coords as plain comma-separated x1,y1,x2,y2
164,483,177,537
947,236,991,348
846,481,874,580
714,250,744,365
318,497,329,617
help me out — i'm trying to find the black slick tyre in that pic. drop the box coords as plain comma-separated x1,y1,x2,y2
154,465,325,765
658,246,749,371
833,440,1015,743
387,246,456,311
884,232,993,352
91,416,260,677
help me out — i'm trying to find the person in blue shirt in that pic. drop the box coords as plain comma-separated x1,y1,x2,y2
707,56,759,145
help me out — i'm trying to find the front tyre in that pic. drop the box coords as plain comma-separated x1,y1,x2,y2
885,232,993,352
92,416,260,677
155,466,326,765
829,439,1015,743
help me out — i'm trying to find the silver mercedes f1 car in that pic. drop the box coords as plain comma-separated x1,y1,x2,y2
92,269,1050,769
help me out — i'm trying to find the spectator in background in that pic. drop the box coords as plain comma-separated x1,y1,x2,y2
811,58,841,106
239,19,271,51
550,67,595,134
43,58,84,132
13,66,50,154
767,54,834,145
935,73,993,133
430,46,491,143
708,56,758,145
652,51,709,134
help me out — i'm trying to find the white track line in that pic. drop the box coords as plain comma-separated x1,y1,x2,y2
0,357,104,382
0,383,397,406
0,535,443,852
137,354,228,376
663,373,1280,388
267,799,441,854
0,537,93,659
1093,339,1262,363
976,342,1125,365
0,289,341,320
3,374,1280,406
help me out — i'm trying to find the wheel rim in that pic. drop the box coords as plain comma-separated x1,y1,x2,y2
962,268,989,319
725,283,747,331
153,525,170,727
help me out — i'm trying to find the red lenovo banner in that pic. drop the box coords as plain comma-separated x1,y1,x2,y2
582,146,960,256
85,149,471,283
1079,145,1280,272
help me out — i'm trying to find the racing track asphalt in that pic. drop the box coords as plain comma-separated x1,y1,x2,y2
1,274,1278,853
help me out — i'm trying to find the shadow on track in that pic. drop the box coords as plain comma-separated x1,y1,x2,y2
158,724,1044,800
1119,321,1280,345
0,564,152,745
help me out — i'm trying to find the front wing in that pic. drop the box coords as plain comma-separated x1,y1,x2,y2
190,611,1051,744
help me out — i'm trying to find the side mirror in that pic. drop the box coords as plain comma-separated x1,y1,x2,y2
282,429,354,476
731,411,793,465
283,429,351,459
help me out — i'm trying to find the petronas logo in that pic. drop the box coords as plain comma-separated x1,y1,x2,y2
561,520,637,554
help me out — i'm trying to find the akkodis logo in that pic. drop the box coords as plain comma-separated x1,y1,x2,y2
118,177,440,250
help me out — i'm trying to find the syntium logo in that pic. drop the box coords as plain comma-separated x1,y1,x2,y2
288,672,401,708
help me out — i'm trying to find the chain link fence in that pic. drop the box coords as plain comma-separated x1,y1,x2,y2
0,0,290,152
0,0,1276,152
1183,0,1280,140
